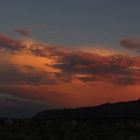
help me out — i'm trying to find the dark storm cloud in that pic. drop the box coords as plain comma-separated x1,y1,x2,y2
14,28,31,36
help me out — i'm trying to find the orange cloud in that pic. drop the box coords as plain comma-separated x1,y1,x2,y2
0,33,140,111
0,34,140,86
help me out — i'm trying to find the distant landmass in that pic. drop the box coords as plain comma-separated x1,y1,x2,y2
33,99,140,120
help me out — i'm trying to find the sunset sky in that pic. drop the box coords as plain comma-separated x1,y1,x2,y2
0,0,140,117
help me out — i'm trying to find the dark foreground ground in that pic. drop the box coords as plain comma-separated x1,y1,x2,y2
0,119,140,140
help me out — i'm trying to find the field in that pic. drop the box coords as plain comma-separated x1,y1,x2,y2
0,119,140,140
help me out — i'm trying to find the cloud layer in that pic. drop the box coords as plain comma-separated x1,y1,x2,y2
0,34,140,117
0,34,140,86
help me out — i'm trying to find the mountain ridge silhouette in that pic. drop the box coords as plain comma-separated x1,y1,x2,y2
33,99,140,120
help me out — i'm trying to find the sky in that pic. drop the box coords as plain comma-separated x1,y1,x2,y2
0,0,140,117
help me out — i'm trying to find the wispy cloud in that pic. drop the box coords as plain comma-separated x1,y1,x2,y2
120,37,140,51
14,28,31,36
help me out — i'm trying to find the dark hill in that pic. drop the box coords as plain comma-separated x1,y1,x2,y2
33,99,140,120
